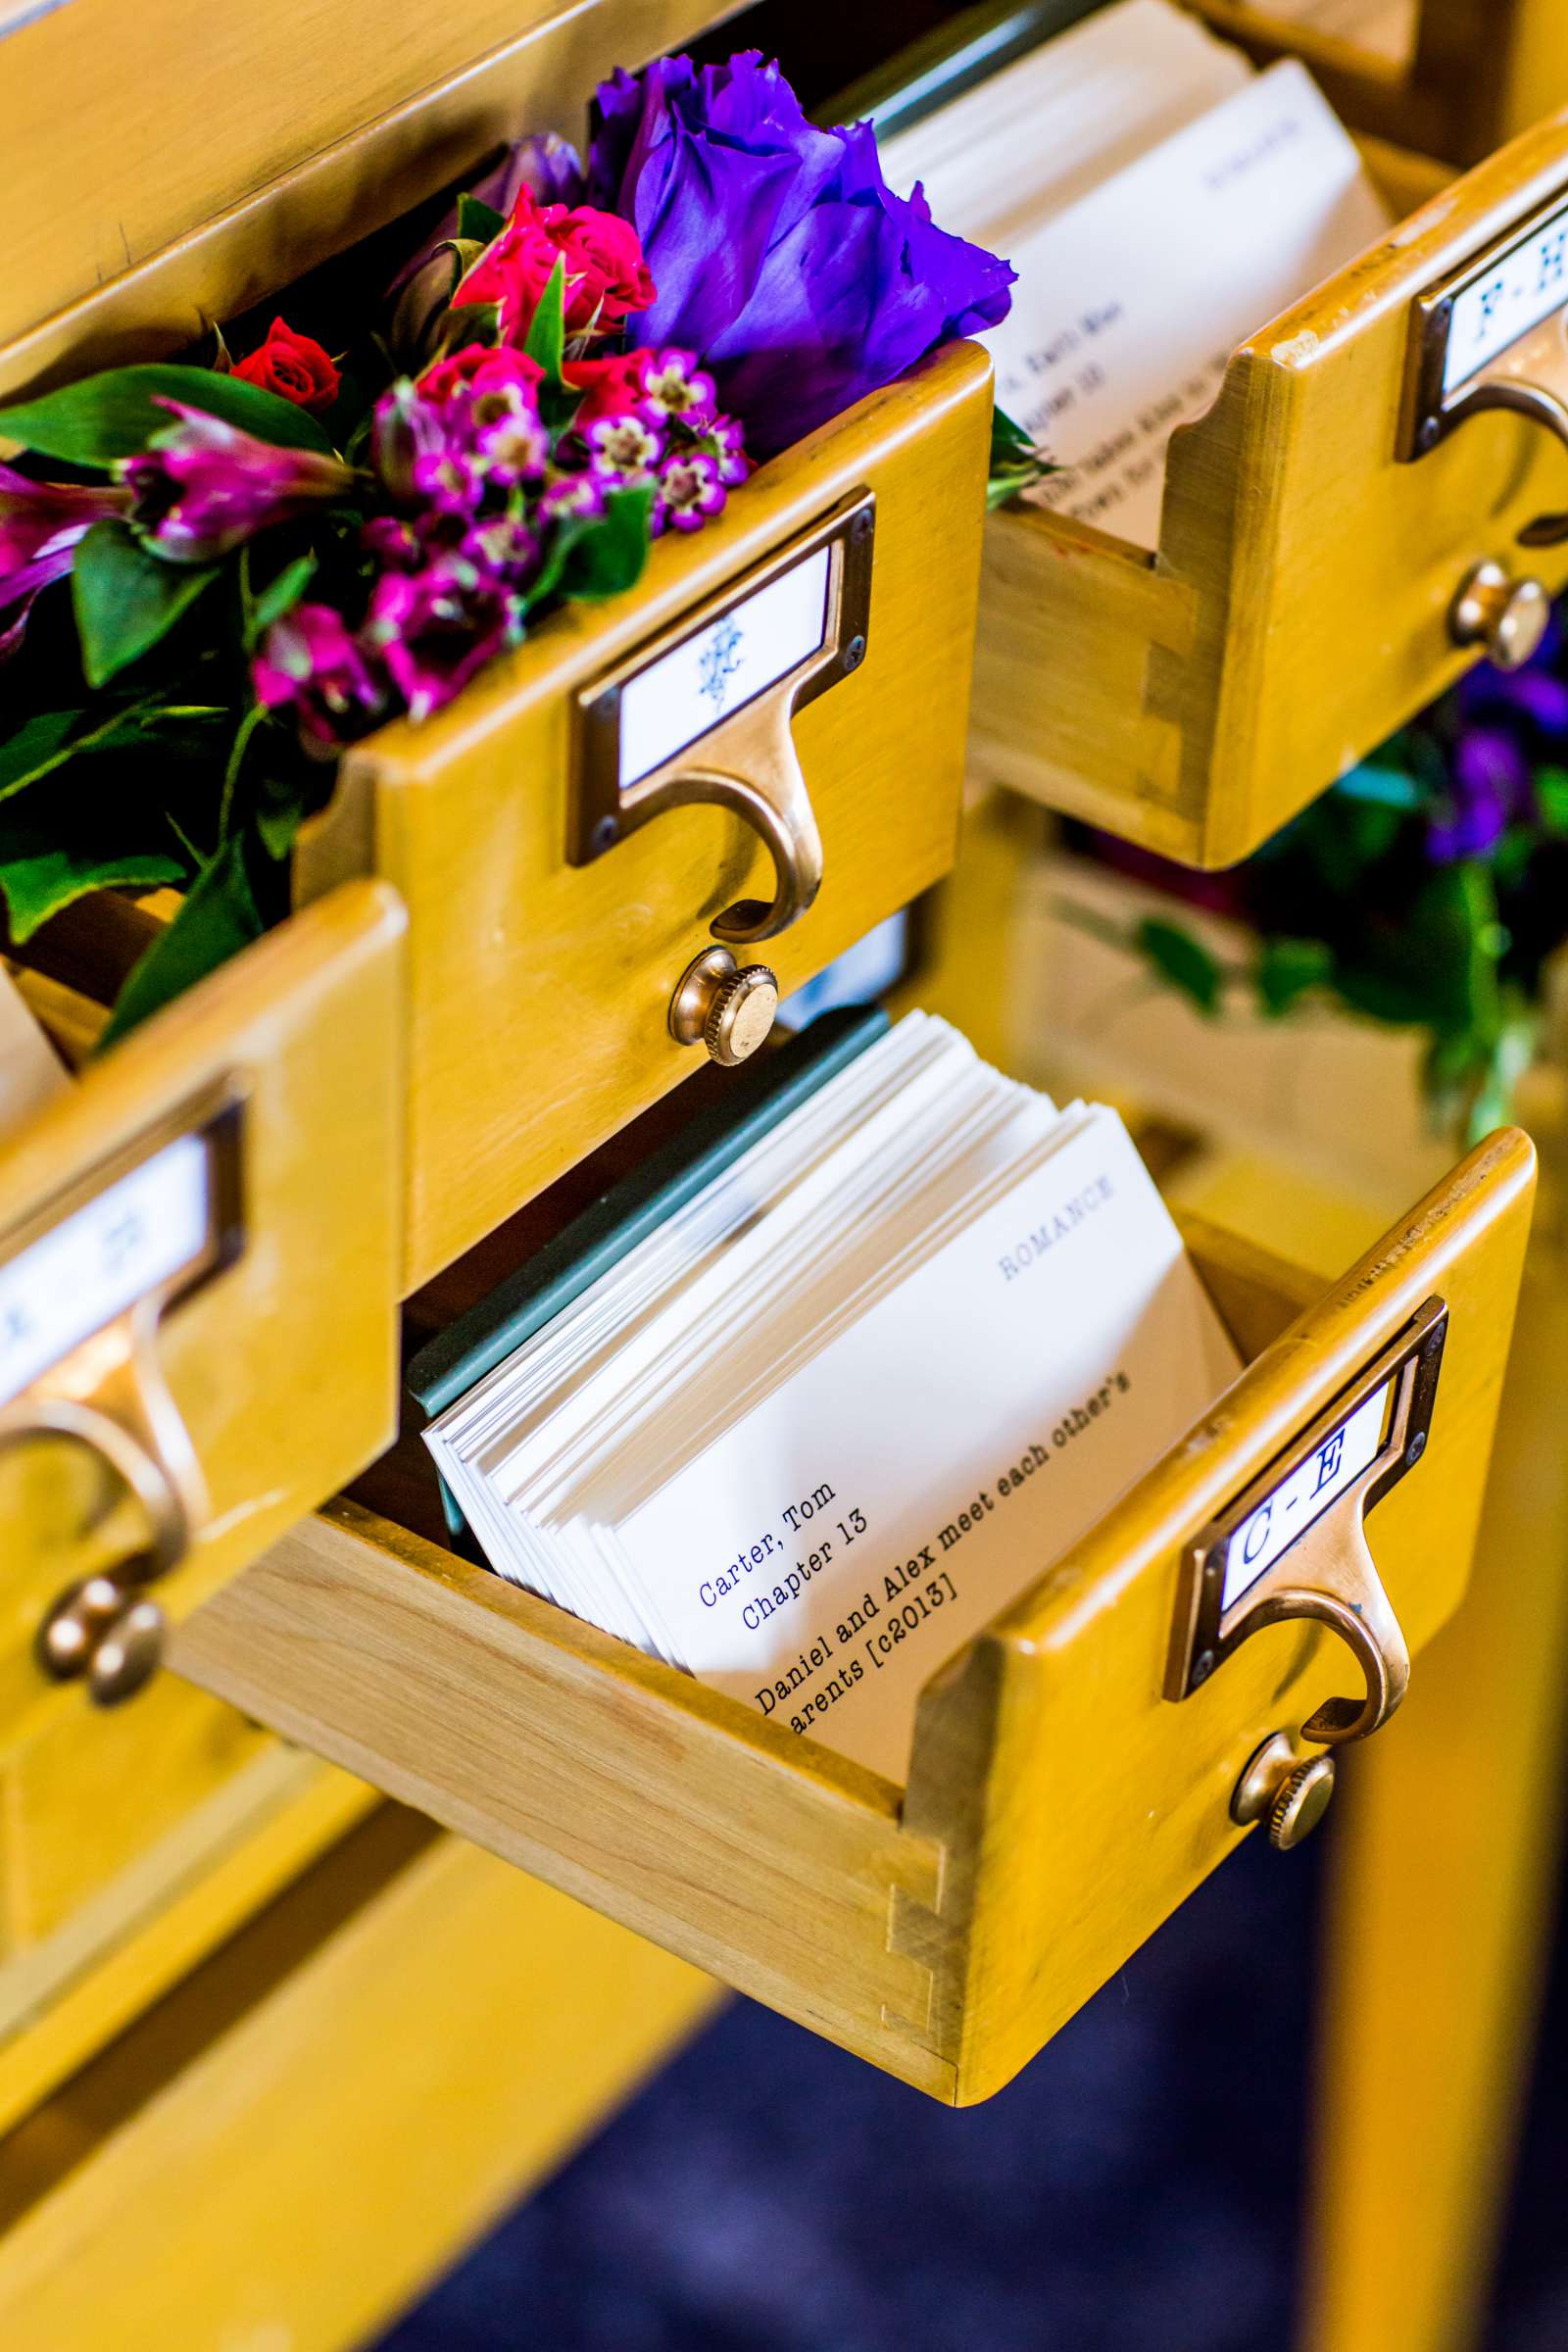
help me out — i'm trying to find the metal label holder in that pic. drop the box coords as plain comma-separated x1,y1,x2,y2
1400,183,1568,546
1166,1298,1447,1747
570,491,875,946
0,1078,247,1699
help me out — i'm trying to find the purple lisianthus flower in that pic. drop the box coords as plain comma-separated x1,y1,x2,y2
253,604,387,753
1429,724,1532,861
653,449,726,537
588,51,1014,457
364,558,522,722
0,464,130,658
122,402,353,562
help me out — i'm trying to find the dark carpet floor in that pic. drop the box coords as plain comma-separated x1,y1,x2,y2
371,1818,1568,2352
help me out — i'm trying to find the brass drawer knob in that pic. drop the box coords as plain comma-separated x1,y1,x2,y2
1232,1731,1337,1852
669,947,779,1067
1448,560,1550,671
37,1574,167,1706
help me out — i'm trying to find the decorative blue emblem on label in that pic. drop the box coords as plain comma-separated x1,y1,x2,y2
699,617,745,715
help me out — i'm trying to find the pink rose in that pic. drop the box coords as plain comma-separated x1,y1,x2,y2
563,348,649,424
461,190,655,340
417,344,545,408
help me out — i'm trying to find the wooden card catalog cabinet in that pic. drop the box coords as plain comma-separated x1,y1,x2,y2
971,114,1568,868
0,885,405,1754
174,1127,1533,2103
297,342,993,1288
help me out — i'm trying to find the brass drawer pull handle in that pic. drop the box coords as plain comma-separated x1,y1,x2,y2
1449,378,1568,550
625,698,824,946
572,493,874,952
12,1298,206,1705
1169,1302,1447,1813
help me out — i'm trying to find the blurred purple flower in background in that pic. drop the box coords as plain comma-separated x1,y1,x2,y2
587,51,1014,456
1429,610,1568,860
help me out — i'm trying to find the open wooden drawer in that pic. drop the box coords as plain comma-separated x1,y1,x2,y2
297,342,994,1288
2,7,995,1293
172,1122,1534,2104
971,113,1568,866
0,882,405,1753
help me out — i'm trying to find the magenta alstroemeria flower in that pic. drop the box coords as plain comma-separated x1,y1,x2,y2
364,558,522,723
653,450,726,537
122,402,353,563
370,380,453,506
253,603,387,751
0,464,130,658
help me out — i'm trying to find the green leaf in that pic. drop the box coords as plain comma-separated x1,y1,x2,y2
521,259,568,390
555,487,652,605
0,710,83,799
0,815,182,943
1133,916,1223,1015
457,194,507,245
0,364,337,465
72,520,219,686
0,698,224,803
991,406,1036,457
429,300,503,360
986,403,1054,509
1535,764,1568,835
1255,934,1334,1017
247,552,318,644
97,835,262,1047
255,791,308,861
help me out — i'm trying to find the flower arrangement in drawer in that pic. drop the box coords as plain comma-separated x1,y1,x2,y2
0,53,1033,1037
1066,608,1568,1144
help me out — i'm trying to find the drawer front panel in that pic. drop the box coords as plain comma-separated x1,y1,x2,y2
974,114,1568,867
0,883,406,1745
173,1130,1534,2103
906,1125,1535,2100
296,342,995,1288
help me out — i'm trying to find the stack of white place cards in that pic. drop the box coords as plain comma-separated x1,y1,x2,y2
878,0,1395,548
425,1014,1241,1783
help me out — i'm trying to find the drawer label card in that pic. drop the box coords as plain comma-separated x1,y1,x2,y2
1443,198,1568,395
0,1097,243,1407
1166,1298,1447,1702
570,493,874,871
617,547,832,788
1402,185,1568,459
1221,1378,1391,1609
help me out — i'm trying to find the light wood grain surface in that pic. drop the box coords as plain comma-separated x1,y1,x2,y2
174,1132,1532,2101
0,1804,720,2352
0,0,749,392
971,118,1568,866
0,883,406,1759
299,341,994,1287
